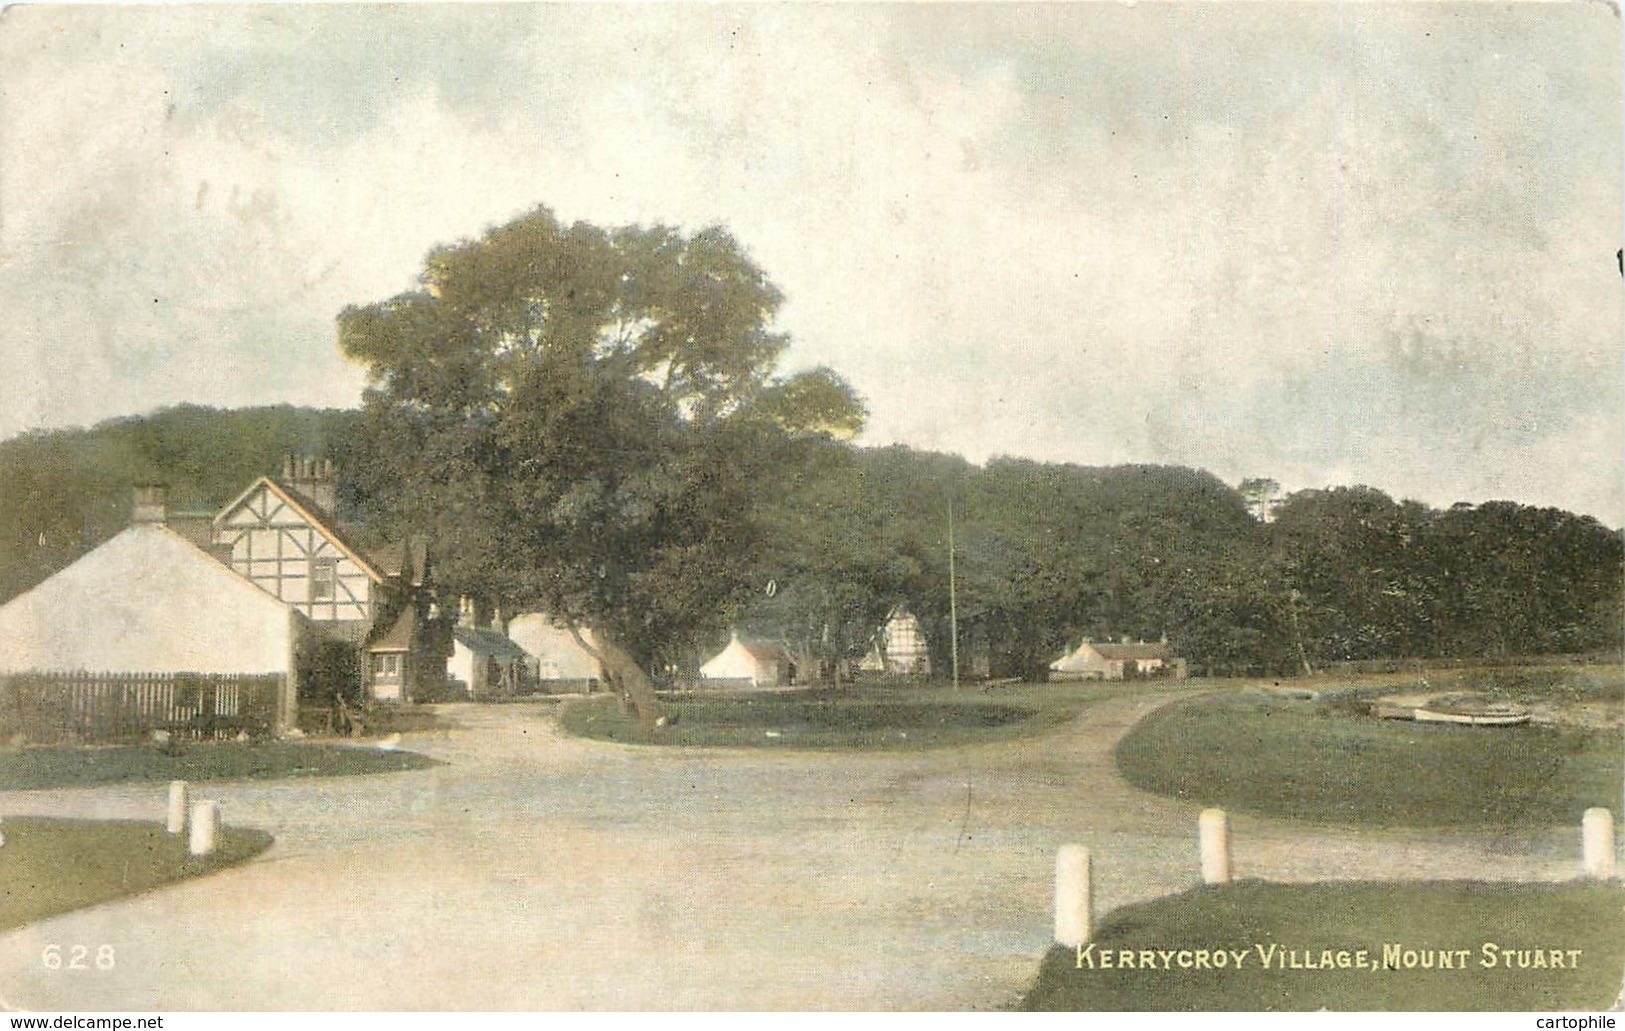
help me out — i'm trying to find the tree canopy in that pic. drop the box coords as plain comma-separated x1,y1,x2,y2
337,207,864,727
0,403,1615,684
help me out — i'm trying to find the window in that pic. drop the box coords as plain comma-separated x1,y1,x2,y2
371,653,402,678
310,557,337,600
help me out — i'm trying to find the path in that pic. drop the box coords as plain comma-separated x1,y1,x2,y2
0,692,1586,1010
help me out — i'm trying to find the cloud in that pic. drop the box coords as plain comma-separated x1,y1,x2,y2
0,3,1618,523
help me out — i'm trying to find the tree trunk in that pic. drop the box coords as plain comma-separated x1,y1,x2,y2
568,623,662,735
1287,590,1316,677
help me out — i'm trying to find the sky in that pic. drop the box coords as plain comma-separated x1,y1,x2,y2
1,3,1620,524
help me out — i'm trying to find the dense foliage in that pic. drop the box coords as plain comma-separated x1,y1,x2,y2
0,404,360,603
740,452,1622,677
0,205,1616,682
0,400,1617,679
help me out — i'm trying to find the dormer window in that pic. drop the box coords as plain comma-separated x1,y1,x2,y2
310,556,337,599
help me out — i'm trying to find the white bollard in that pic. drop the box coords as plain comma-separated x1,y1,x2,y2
166,780,188,835
187,800,219,857
1583,808,1615,880
1054,845,1093,947
1199,808,1231,885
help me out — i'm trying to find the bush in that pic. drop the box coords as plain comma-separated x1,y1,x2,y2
296,638,362,733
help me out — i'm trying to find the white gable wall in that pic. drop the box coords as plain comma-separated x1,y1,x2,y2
213,480,377,624
700,636,772,685
0,525,300,676
1050,642,1114,679
507,614,603,681
447,639,473,693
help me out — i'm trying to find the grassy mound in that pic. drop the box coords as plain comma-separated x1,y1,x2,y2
558,681,1163,750
1023,880,1625,1011
0,741,441,790
1115,690,1622,827
0,817,273,931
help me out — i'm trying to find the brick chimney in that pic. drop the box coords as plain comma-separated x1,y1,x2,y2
281,455,338,517
131,484,169,526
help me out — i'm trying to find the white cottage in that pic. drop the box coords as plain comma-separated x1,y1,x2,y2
0,519,308,730
449,625,531,698
699,632,796,689
506,613,604,693
1050,639,1186,681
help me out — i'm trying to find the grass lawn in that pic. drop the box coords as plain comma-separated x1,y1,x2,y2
560,679,1179,750
1116,671,1623,827
0,817,272,932
0,741,441,791
1022,880,1625,1011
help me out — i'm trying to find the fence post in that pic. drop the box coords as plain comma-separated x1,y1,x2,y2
1199,808,1231,885
1054,844,1093,947
188,800,219,857
1583,808,1615,880
166,780,189,835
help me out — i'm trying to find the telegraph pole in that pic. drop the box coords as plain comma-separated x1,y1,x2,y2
948,495,960,690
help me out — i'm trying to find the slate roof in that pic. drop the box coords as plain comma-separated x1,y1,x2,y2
1089,642,1176,661
368,603,418,653
453,625,531,663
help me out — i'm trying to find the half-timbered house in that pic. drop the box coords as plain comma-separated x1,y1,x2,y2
211,458,444,701
856,605,932,677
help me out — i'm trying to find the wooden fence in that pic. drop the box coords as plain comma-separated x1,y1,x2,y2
0,671,282,745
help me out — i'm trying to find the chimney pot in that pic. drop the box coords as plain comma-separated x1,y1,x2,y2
282,456,339,516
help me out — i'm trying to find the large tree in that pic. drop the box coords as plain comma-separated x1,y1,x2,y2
338,207,863,729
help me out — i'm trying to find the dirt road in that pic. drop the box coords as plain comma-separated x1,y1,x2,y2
0,693,1588,1010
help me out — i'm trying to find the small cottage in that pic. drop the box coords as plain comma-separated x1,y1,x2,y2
449,624,531,698
365,603,419,703
506,613,605,693
1049,639,1187,681
0,520,307,682
699,632,797,689
0,504,309,737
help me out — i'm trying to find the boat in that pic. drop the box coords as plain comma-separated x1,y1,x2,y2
1412,701,1531,727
